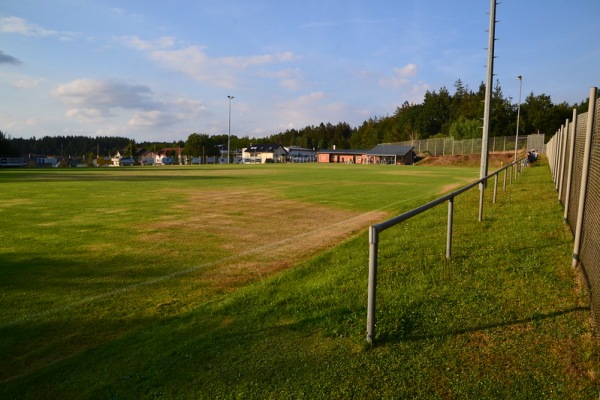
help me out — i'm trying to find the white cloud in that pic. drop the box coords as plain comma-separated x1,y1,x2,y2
292,91,326,105
120,36,296,88
0,72,44,89
65,108,105,123
273,92,329,129
379,63,419,88
14,78,43,89
395,63,418,77
52,78,209,129
0,16,76,40
0,16,56,36
220,52,295,69
120,35,175,51
376,63,430,103
172,97,208,120
128,110,172,127
53,79,158,112
261,68,303,91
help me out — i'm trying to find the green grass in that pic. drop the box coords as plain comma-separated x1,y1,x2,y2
0,161,597,399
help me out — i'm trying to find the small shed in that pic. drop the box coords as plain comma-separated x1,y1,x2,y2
316,149,365,164
365,145,415,165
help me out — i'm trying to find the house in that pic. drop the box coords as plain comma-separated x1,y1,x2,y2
139,151,156,166
317,144,415,165
317,149,365,164
111,151,127,166
242,144,288,163
284,146,316,163
154,147,184,165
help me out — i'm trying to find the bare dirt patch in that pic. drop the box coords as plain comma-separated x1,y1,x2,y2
143,189,387,291
438,179,474,195
417,151,519,169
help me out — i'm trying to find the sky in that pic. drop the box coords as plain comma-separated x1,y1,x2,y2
1,1,599,143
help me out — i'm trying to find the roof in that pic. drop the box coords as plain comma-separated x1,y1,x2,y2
156,147,184,156
284,146,314,152
366,145,414,156
316,149,365,155
245,144,288,153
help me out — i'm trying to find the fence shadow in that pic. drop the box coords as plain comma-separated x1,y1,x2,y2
377,306,590,345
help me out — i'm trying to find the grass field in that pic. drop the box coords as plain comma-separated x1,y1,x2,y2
0,160,598,398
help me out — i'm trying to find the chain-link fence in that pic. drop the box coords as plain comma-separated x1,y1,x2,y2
392,135,541,156
547,86,600,332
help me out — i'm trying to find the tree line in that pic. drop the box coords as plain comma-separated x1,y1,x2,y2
1,79,585,159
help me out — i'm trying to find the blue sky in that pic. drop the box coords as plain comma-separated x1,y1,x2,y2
1,1,598,142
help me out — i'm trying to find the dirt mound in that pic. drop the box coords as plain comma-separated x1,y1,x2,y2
416,151,519,169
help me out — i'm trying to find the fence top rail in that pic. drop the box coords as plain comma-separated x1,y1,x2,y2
371,158,522,235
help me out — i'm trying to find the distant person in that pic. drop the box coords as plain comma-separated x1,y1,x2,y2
527,151,535,163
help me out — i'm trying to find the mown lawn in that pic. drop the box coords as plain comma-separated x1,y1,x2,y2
0,160,597,399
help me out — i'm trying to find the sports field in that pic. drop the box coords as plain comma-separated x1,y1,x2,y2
0,161,597,398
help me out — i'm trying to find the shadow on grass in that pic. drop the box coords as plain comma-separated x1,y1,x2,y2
377,305,590,344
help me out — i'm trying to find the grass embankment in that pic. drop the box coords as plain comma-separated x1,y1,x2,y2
0,160,597,398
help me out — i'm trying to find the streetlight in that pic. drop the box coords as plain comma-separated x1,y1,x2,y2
514,75,522,161
227,95,234,164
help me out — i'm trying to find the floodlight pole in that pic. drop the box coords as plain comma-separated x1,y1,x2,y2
227,95,234,164
514,75,522,161
479,0,497,222
480,0,497,184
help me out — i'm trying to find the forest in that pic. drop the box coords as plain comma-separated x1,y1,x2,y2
0,80,583,159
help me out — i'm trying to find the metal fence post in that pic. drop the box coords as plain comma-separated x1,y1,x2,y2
558,121,569,199
478,179,485,222
366,226,379,343
553,132,558,179
555,127,563,190
563,109,578,221
364,160,521,344
503,167,507,191
550,131,557,182
493,173,498,204
572,87,597,268
446,197,454,259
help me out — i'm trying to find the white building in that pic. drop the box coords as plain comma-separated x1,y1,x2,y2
284,146,316,163
242,144,288,163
